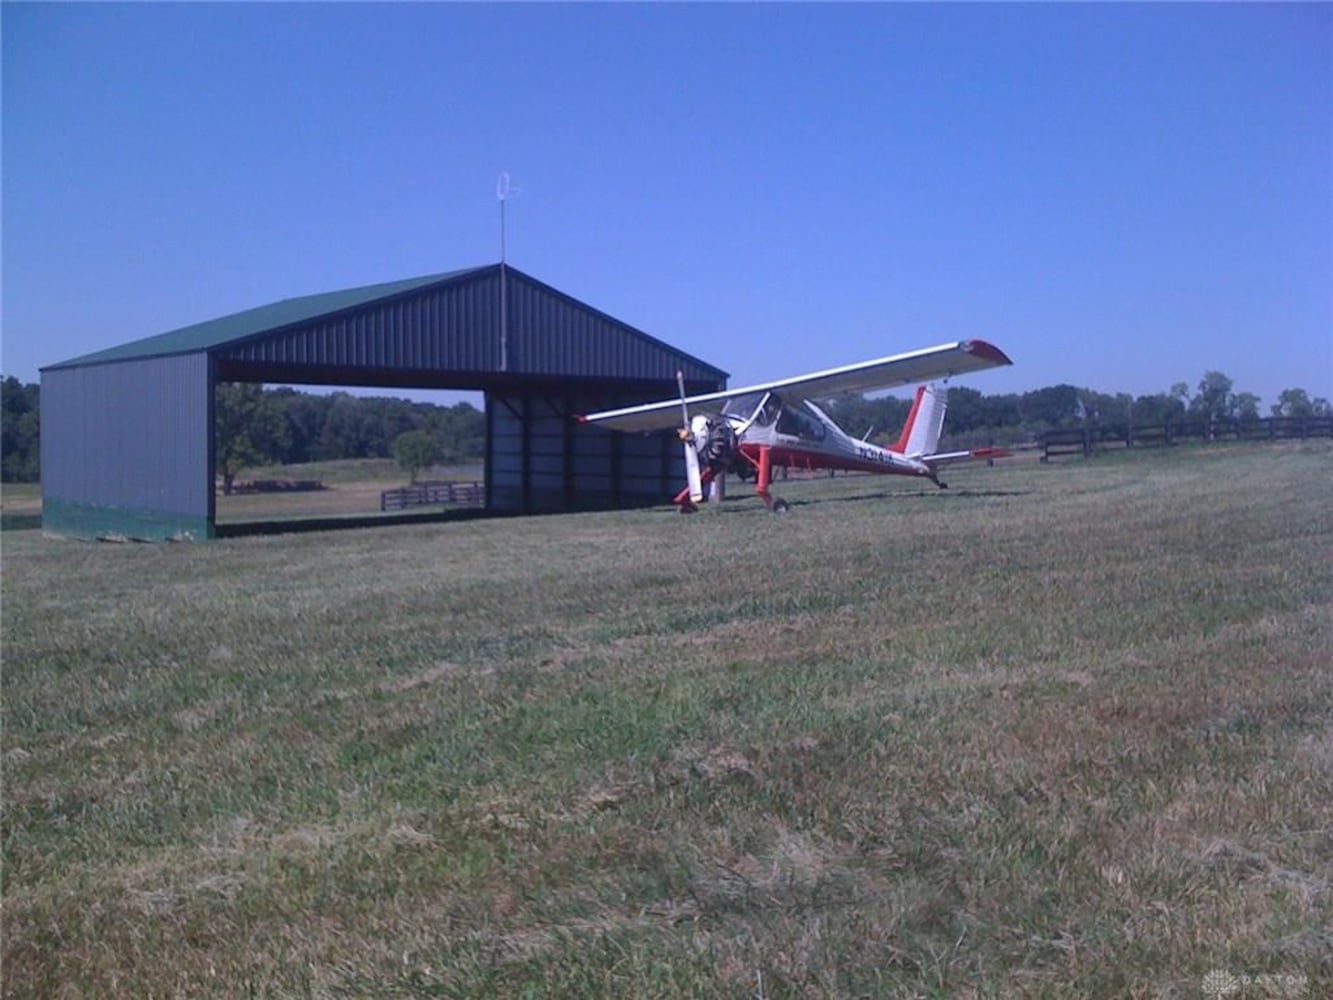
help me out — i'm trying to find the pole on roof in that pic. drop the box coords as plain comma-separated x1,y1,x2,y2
496,173,521,372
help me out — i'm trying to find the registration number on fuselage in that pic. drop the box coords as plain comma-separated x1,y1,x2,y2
854,444,896,466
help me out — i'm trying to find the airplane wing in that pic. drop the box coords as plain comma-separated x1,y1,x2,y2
577,339,1012,433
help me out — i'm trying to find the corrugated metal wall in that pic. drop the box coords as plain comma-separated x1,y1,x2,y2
218,267,725,387
504,272,721,383
41,354,213,539
488,389,684,513
221,271,502,373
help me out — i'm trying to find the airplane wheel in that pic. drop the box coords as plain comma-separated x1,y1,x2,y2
771,499,790,514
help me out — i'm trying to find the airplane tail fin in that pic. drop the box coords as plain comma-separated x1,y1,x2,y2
892,383,948,457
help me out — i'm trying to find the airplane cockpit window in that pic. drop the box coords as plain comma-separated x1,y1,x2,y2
775,400,827,441
721,392,779,427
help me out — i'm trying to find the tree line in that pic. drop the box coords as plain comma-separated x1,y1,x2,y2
1,376,40,483
3,371,1329,484
213,384,485,493
827,371,1332,448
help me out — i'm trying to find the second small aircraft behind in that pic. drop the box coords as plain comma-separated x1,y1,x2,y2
578,339,1013,512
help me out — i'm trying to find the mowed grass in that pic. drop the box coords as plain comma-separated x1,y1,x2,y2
2,442,1330,998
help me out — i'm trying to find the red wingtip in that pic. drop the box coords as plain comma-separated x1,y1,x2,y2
961,339,1013,366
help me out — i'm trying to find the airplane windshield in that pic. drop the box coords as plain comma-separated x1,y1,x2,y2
776,400,827,441
721,392,779,426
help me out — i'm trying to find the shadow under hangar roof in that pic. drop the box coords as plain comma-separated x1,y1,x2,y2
46,263,728,393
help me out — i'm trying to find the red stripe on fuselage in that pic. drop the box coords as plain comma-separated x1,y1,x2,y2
738,443,929,478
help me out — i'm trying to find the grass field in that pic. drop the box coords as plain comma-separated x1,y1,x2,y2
3,442,1330,998
216,460,484,525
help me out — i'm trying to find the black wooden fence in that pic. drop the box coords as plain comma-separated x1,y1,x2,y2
1041,415,1333,462
380,481,485,511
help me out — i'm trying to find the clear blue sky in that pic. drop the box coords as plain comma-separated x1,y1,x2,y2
4,2,1330,408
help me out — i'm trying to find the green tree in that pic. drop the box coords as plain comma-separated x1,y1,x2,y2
267,387,331,464
1189,371,1235,422
977,392,1022,431
214,383,282,494
434,401,486,462
942,386,985,434
393,429,444,483
1233,392,1261,422
1,376,41,482
1020,384,1081,428
1133,391,1186,427
1270,388,1314,419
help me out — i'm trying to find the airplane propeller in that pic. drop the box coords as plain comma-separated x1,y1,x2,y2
676,371,705,503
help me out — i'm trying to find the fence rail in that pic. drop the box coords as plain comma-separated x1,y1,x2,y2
380,481,485,511
1040,416,1333,461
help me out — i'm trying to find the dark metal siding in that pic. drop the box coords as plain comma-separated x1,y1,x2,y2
41,354,212,536
219,270,503,372
505,273,723,384
217,267,725,389
487,388,685,513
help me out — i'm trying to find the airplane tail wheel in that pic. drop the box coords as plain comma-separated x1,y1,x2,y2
770,499,790,514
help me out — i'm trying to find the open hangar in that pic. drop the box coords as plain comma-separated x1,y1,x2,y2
40,264,728,540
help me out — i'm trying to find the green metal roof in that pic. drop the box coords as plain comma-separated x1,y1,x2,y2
45,267,489,370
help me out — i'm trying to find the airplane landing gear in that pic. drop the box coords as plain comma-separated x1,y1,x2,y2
754,445,789,513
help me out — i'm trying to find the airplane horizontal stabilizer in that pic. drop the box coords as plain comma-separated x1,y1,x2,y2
922,446,1012,468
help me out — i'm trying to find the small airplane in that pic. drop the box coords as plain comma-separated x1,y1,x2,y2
578,339,1013,512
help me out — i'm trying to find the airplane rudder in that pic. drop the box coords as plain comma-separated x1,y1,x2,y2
905,383,948,455
893,384,930,453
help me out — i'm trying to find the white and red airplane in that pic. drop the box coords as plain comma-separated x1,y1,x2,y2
578,339,1013,512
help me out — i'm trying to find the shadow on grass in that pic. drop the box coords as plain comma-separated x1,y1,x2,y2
663,487,1031,518
214,493,672,538
214,507,503,538
699,488,1032,514
791,488,1034,506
